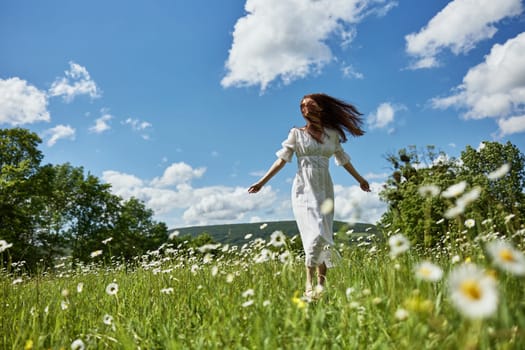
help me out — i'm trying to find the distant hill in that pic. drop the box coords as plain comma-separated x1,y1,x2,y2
169,220,381,246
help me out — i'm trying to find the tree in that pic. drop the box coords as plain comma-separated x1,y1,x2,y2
1,128,168,269
0,128,46,268
109,198,168,260
459,141,525,226
378,142,524,248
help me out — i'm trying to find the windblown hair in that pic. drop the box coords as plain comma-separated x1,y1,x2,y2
301,93,365,143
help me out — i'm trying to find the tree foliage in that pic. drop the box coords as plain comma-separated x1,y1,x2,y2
378,142,524,248
0,128,168,270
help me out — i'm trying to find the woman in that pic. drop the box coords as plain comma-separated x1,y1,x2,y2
248,93,370,299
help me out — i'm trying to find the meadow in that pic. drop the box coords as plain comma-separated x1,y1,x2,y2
1,218,525,350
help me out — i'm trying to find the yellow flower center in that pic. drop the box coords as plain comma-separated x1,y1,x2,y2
419,267,432,277
499,249,516,262
460,280,482,300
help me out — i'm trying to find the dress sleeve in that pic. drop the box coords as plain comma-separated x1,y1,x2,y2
275,128,296,162
334,139,351,166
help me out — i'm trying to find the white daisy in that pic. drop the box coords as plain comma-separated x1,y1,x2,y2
103,314,114,325
457,187,481,208
388,234,410,258
242,300,254,307
259,223,268,230
418,184,440,197
442,181,467,198
90,250,103,258
161,287,174,294
394,308,409,321
448,264,498,319
269,230,286,247
320,198,334,215
486,240,525,276
414,261,443,282
487,163,510,180
242,289,254,298
168,231,180,240
105,282,119,296
71,339,85,350
464,219,476,229
0,240,13,253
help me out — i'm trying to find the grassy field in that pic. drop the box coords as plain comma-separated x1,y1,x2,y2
1,220,524,349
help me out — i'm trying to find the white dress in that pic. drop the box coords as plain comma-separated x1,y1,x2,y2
276,127,351,268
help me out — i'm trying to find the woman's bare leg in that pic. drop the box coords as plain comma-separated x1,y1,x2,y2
317,262,327,286
306,266,315,293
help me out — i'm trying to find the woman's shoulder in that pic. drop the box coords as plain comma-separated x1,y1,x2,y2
288,127,306,135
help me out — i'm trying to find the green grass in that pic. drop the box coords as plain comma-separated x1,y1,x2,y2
1,223,524,349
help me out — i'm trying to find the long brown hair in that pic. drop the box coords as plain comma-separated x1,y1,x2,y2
301,93,364,143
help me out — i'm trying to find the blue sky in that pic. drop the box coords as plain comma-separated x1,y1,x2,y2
1,0,524,229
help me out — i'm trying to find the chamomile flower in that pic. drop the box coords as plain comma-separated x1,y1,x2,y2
418,184,440,197
414,261,443,282
77,282,84,293
103,314,114,325
394,308,409,321
242,300,254,307
448,264,498,319
457,187,481,208
105,282,119,296
320,198,334,214
487,163,510,180
486,240,525,276
442,181,467,198
168,231,180,240
388,234,410,258
242,289,255,298
464,219,476,229
259,223,268,230
90,250,103,258
444,204,465,219
0,240,13,253
71,339,85,350
269,230,286,247
244,234,253,240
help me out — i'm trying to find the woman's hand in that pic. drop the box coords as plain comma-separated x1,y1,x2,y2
248,183,263,193
360,180,371,192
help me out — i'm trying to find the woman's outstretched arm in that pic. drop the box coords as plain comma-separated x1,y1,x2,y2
248,158,287,193
343,161,371,192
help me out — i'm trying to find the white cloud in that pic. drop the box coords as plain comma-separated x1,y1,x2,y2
405,0,522,69
102,165,281,228
334,183,386,224
368,102,405,130
341,64,364,79
222,0,396,90
123,117,152,139
49,61,101,102
103,161,387,229
43,125,76,146
89,113,112,133
498,115,525,136
124,118,152,131
0,77,50,125
151,162,206,188
103,170,144,189
432,32,525,135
